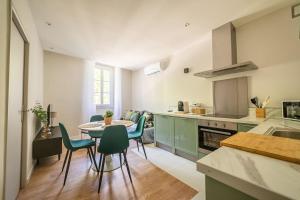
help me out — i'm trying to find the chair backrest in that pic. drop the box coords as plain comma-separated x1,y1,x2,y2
59,123,72,150
98,125,129,154
90,115,104,122
135,116,146,137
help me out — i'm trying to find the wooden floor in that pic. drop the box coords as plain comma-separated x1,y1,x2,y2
18,141,197,200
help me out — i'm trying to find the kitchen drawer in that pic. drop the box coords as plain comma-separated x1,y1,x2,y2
199,119,237,131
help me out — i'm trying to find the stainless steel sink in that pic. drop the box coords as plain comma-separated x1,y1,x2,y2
267,127,300,140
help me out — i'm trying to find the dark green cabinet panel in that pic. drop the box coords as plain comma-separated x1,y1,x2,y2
174,118,198,156
154,115,174,146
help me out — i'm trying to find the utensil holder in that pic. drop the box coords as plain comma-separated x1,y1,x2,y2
256,108,266,118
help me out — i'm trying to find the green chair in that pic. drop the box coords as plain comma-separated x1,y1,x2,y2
97,125,132,193
90,115,104,122
81,115,104,138
128,116,147,159
87,115,104,155
59,123,98,186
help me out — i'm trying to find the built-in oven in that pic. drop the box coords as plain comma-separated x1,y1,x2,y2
198,120,237,153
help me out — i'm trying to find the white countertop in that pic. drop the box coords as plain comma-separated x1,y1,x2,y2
154,112,266,124
197,118,300,200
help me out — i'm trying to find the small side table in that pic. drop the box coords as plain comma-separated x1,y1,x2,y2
33,126,62,165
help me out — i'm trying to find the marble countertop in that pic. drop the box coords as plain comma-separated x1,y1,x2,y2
197,118,300,200
154,112,265,125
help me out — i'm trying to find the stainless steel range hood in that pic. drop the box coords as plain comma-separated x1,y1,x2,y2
194,23,257,78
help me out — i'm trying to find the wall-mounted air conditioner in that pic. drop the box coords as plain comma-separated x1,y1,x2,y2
144,62,161,75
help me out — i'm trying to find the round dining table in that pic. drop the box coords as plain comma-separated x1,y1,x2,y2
78,120,134,172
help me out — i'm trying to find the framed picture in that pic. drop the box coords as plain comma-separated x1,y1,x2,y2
292,3,300,18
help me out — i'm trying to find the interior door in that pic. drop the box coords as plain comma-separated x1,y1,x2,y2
5,21,25,200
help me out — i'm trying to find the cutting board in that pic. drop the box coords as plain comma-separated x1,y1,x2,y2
221,132,300,164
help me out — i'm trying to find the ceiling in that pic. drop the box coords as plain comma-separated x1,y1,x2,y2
29,0,298,70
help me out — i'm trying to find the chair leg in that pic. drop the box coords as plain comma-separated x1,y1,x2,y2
89,147,99,172
63,151,73,186
87,148,93,164
61,150,69,172
140,138,148,160
97,153,103,175
119,153,122,168
98,154,106,193
136,140,139,151
122,151,132,183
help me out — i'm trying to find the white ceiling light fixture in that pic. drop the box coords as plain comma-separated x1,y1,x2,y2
144,62,162,76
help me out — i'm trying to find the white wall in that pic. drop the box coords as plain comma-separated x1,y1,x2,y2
121,69,132,112
44,51,132,135
0,0,11,197
131,6,300,112
12,0,44,183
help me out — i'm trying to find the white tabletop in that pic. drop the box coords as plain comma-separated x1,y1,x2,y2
78,120,134,131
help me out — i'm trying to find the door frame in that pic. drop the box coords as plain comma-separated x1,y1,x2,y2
9,8,30,189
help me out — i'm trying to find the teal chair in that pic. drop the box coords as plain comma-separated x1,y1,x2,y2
128,116,147,159
97,125,132,193
90,115,104,122
59,123,98,186
87,115,104,155
81,115,104,138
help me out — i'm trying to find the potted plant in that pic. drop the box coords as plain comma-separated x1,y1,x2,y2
104,110,113,125
30,103,50,134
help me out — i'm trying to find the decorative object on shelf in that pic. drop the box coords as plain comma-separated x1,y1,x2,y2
104,110,113,125
30,103,50,136
49,111,57,127
256,108,266,118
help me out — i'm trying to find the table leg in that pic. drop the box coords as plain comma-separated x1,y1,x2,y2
94,138,97,159
58,154,61,160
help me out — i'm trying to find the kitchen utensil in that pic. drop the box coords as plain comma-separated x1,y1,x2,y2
262,96,270,108
251,97,259,108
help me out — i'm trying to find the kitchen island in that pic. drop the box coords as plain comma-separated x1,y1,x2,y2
197,119,300,200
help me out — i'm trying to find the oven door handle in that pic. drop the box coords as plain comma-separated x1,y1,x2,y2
200,128,232,136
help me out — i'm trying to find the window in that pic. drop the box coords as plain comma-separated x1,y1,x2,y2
94,65,114,108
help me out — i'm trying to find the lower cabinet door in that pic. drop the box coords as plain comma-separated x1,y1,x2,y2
174,117,198,156
155,115,174,146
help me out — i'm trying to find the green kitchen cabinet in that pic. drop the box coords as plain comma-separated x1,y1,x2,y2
174,117,198,156
154,115,174,147
237,123,257,132
206,176,256,200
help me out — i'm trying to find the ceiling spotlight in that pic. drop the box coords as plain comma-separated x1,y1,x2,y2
46,22,52,26
185,22,190,27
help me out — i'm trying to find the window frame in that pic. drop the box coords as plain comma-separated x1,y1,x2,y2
94,64,114,109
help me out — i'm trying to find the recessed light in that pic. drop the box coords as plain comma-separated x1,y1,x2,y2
46,22,52,26
185,22,190,27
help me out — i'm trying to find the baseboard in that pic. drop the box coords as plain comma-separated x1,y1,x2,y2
25,160,36,186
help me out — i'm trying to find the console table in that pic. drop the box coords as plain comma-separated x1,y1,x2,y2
33,126,62,165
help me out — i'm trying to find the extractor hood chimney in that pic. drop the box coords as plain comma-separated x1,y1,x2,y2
194,23,257,78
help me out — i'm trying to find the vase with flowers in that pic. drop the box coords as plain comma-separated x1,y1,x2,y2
30,103,50,135
104,110,113,125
